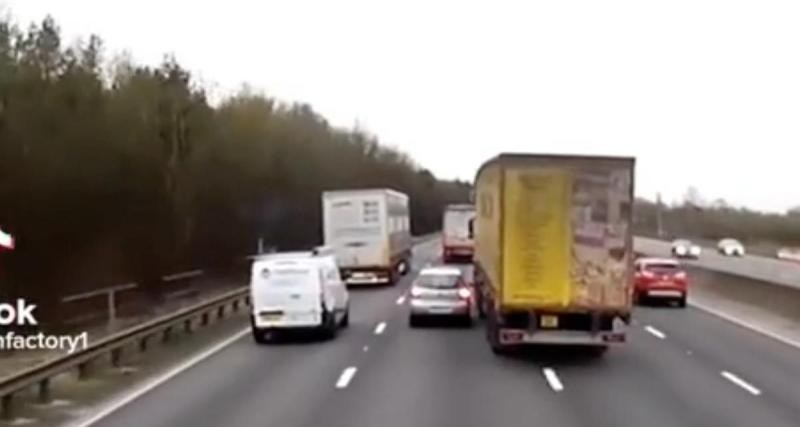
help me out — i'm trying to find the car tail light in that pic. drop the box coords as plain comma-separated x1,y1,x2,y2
641,270,656,279
410,287,423,297
674,271,687,281
458,288,472,299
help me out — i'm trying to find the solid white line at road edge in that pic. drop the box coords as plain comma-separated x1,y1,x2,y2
542,368,564,392
336,367,358,389
72,327,250,427
644,325,667,339
689,299,800,351
374,322,387,335
721,371,762,396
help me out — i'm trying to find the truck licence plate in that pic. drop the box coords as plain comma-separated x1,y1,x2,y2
540,315,559,328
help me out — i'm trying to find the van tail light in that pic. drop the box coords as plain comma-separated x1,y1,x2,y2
458,288,472,299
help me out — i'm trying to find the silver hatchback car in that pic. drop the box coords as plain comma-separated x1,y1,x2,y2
408,266,474,327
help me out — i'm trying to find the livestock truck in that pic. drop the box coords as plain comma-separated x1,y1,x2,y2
323,189,412,285
472,154,635,355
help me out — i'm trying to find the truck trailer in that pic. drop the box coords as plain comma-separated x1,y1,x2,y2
442,204,477,263
472,154,635,354
323,189,412,285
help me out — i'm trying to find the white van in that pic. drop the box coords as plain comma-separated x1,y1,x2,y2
323,189,412,285
442,204,476,263
249,248,349,343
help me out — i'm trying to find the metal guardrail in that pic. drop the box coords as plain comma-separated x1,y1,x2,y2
0,286,249,419
62,283,139,331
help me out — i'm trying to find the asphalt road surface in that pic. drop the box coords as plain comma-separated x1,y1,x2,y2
87,239,800,427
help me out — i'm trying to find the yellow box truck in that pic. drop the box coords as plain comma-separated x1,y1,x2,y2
473,154,635,355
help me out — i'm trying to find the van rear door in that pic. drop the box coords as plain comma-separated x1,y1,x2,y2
251,261,323,327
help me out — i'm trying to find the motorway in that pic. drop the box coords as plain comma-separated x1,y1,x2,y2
86,238,800,427
635,237,800,288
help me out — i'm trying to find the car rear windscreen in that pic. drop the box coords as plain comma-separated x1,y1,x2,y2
417,274,460,288
644,263,680,273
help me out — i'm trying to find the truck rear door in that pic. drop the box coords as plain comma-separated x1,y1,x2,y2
444,209,476,247
326,195,387,268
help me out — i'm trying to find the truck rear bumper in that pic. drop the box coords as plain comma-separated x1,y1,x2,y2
345,276,391,285
498,328,627,346
341,268,392,285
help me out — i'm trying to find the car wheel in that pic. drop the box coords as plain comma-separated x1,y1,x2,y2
409,315,421,328
462,315,473,328
678,295,687,308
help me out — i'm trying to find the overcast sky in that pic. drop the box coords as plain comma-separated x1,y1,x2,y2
4,0,799,212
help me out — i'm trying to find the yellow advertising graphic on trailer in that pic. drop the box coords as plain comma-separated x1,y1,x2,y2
502,168,572,307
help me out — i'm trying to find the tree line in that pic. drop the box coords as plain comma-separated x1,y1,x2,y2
634,198,800,247
0,16,470,320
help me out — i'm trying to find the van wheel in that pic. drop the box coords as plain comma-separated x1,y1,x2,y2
340,306,350,328
320,310,338,339
252,327,268,344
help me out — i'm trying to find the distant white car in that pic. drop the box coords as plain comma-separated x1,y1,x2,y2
777,247,800,262
249,248,349,343
671,239,701,259
717,238,745,257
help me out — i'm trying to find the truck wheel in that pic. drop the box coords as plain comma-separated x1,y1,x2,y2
486,312,509,355
476,291,486,319
588,345,609,357
398,259,410,276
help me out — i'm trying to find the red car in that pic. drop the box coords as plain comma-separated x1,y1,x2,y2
634,257,687,307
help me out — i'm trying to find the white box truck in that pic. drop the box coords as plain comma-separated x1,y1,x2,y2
323,189,412,285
